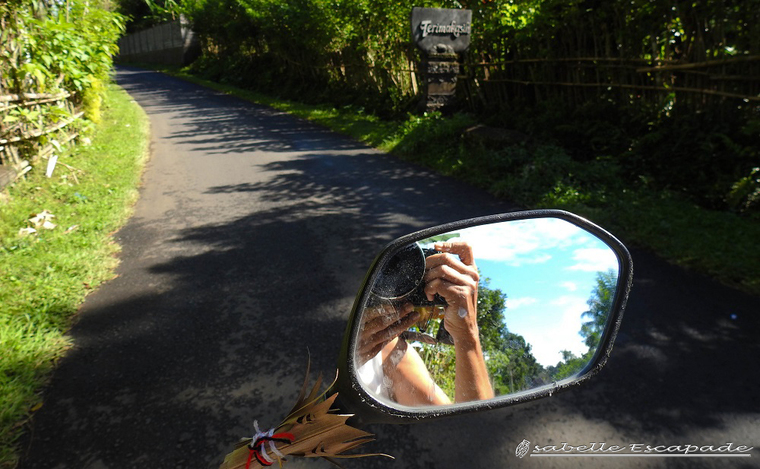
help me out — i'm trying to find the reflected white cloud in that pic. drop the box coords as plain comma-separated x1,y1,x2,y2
569,248,618,272
551,295,587,308
527,296,588,364
560,281,578,292
451,218,602,266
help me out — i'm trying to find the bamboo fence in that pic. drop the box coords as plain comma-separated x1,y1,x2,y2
460,55,760,111
0,91,81,187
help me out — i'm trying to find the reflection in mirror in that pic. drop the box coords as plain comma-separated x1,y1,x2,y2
354,217,620,408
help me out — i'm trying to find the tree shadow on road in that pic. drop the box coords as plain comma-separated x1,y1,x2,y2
21,67,759,469
117,67,370,155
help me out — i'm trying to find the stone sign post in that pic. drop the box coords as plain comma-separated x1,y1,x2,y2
410,7,472,112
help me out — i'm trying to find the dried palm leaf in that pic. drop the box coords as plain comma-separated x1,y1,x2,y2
220,360,393,469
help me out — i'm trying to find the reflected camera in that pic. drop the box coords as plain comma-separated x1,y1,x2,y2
371,244,447,307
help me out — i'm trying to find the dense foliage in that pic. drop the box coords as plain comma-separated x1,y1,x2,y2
1,0,125,124
173,0,448,115
0,0,124,174
117,0,758,215
117,0,180,32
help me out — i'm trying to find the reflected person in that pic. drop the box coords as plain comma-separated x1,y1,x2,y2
356,241,494,406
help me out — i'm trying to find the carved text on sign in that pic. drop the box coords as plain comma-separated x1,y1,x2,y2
419,20,471,38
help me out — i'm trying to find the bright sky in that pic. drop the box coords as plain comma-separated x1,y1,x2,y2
421,218,619,367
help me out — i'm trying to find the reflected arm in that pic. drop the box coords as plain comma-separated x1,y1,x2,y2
452,327,494,402
425,241,494,402
382,338,452,406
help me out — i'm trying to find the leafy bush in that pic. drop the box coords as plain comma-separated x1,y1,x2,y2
727,167,760,216
391,112,476,167
1,1,124,127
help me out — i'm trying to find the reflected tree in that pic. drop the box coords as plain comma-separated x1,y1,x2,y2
477,279,540,395
580,269,617,351
547,350,587,381
550,269,618,380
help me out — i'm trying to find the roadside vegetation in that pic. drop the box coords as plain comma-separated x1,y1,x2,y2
0,83,148,468
133,64,760,296
1,2,136,466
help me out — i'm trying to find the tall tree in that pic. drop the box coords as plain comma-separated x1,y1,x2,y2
580,269,617,352
549,269,618,381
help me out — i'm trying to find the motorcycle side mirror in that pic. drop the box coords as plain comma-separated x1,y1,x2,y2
334,210,632,424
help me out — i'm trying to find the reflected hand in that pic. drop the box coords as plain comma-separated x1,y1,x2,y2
423,241,480,344
357,302,420,367
423,241,493,401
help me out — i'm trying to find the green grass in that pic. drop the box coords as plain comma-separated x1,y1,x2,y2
0,82,149,468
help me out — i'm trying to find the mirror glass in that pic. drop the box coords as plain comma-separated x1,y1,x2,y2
353,217,621,408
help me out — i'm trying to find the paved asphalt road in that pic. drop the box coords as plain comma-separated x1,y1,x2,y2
18,68,759,469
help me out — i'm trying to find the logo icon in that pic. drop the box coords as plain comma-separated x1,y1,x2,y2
516,439,531,459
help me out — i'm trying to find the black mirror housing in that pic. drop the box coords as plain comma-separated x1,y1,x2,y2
334,210,633,424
